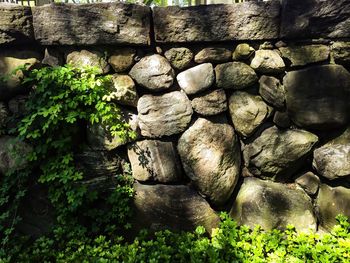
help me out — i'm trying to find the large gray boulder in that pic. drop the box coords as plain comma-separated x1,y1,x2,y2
133,183,220,233
284,65,350,129
177,117,241,206
215,62,258,90
0,4,34,45
194,47,232,64
229,92,273,138
191,89,227,116
129,54,175,91
127,139,182,183
332,42,350,64
250,50,285,74
313,144,350,180
32,3,151,45
259,75,285,109
279,45,330,67
164,47,193,70
230,177,317,232
316,184,350,232
244,126,318,180
153,2,280,43
177,63,214,95
137,91,192,138
280,0,350,39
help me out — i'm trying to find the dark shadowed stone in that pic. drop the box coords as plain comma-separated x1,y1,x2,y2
108,48,136,73
42,47,63,67
191,89,227,116
332,42,350,64
129,54,175,91
133,183,220,233
127,139,182,183
279,45,330,67
284,65,350,129
104,74,138,107
194,47,232,64
177,63,214,95
215,62,258,90
259,75,285,109
153,2,280,43
273,110,291,129
137,91,192,138
316,184,350,232
230,177,316,232
0,102,8,133
250,50,285,74
32,3,151,45
313,144,350,180
8,95,28,116
243,126,318,180
229,92,273,138
66,49,110,75
177,117,241,206
232,43,255,61
0,4,34,45
280,0,350,39
164,47,193,70
295,172,320,196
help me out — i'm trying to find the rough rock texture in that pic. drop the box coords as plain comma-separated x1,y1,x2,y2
273,110,291,129
232,43,254,61
313,144,350,180
279,45,330,67
0,4,34,45
133,183,220,233
32,3,151,45
153,2,280,43
229,92,273,138
42,47,63,67
104,74,138,107
128,140,182,183
316,184,350,231
295,172,320,196
259,75,285,109
137,91,192,138
177,117,241,206
129,54,175,91
164,47,193,70
244,126,318,179
66,49,110,75
250,50,285,74
284,65,350,129
191,89,227,116
230,177,317,232
194,47,232,64
0,102,8,132
280,0,350,39
332,42,350,64
215,62,258,90
108,48,136,73
177,63,214,95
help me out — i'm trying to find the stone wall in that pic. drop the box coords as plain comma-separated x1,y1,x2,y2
1,0,350,235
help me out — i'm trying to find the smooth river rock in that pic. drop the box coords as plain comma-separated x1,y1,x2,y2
259,75,285,109
230,177,317,232
178,117,241,206
244,126,318,180
279,45,330,67
284,65,350,129
104,74,138,107
66,49,110,74
164,47,193,70
194,47,232,64
250,50,285,74
137,91,192,138
295,171,320,196
232,43,255,61
108,48,136,73
191,89,227,116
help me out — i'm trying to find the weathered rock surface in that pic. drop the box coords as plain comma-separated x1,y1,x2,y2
129,54,175,91
280,0,350,39
137,91,192,138
332,42,350,64
66,49,110,74
259,75,285,109
108,48,136,73
250,50,285,74
244,126,318,179
229,92,273,138
128,139,182,183
164,47,193,70
0,102,8,133
153,2,280,42
273,110,291,129
33,3,151,45
104,74,138,107
191,89,227,116
230,177,317,232
177,117,241,206
194,47,231,64
295,172,320,196
284,65,350,129
279,45,330,67
0,4,34,45
215,62,258,90
313,144,350,180
316,184,350,231
42,47,63,67
133,183,220,232
232,43,254,61
177,63,214,95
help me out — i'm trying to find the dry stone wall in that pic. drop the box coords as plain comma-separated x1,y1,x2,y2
1,0,350,235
